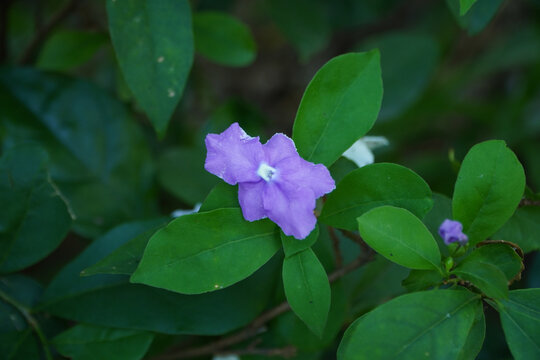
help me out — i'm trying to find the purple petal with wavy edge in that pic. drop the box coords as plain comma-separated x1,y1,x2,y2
275,156,335,198
262,182,317,239
204,123,264,185
238,181,267,221
439,219,468,245
263,133,299,165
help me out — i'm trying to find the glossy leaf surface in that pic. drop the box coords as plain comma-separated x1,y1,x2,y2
357,206,441,270
321,163,433,231
292,51,383,167
107,0,193,135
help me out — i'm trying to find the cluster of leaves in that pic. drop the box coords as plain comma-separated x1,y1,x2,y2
1,0,540,360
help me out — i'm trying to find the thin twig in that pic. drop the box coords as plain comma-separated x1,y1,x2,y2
327,226,343,268
339,229,370,254
217,345,297,358
19,0,78,65
153,251,374,360
519,198,540,207
0,289,53,360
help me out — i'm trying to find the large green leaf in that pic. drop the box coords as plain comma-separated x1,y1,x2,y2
158,147,218,205
497,289,540,360
459,0,477,15
39,219,280,335
292,51,383,167
193,12,256,66
0,275,44,359
452,261,508,299
494,206,540,253
0,146,72,273
82,221,167,276
282,248,330,337
459,243,522,281
456,302,486,360
453,140,525,245
131,208,280,294
272,280,347,351
52,324,153,360
357,206,441,270
358,32,439,121
338,290,483,360
107,0,194,136
320,163,433,231
36,29,107,71
0,68,154,237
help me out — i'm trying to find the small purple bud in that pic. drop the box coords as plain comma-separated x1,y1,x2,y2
438,219,468,245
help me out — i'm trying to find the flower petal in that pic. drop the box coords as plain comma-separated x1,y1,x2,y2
238,181,266,221
204,123,264,185
262,182,316,239
275,156,335,198
263,133,298,165
342,139,375,168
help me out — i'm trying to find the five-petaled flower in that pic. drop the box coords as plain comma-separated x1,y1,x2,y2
438,219,468,245
204,123,335,239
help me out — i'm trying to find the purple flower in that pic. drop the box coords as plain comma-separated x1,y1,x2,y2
438,219,468,245
205,123,335,239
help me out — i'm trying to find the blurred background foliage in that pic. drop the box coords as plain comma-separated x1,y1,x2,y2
1,0,540,359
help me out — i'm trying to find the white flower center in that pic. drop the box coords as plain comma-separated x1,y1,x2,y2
257,163,277,182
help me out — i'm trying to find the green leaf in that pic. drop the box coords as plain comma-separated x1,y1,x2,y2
320,163,433,231
357,206,441,270
0,275,43,359
456,303,486,360
264,0,330,61
36,30,107,71
282,248,331,337
0,68,154,237
459,0,477,15
82,220,167,276
497,289,540,360
0,146,72,273
272,280,347,351
338,290,483,360
131,208,280,294
53,324,153,360
199,182,239,212
494,206,540,253
193,12,256,66
329,157,358,184
402,269,444,292
107,0,194,136
292,51,383,167
460,243,522,281
281,225,319,258
453,140,525,245
452,261,508,299
447,0,504,35
158,147,218,205
358,31,439,121
39,219,280,335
